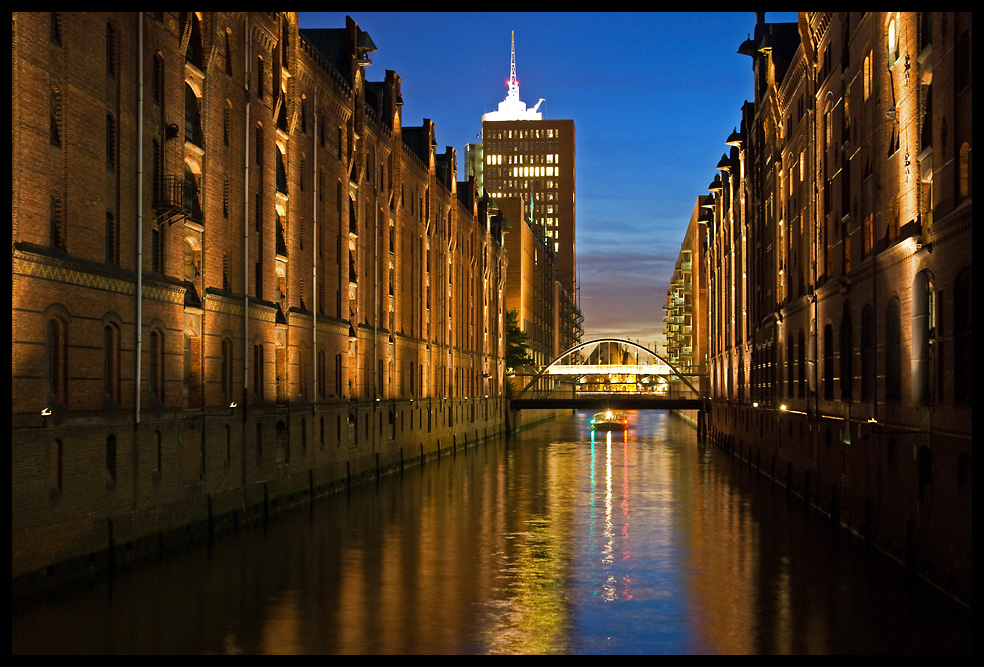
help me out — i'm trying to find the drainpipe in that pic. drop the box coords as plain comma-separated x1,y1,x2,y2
135,12,144,425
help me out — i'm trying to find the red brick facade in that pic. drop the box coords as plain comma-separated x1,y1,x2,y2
698,12,972,605
12,12,511,586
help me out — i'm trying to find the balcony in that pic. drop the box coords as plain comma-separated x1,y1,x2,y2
153,175,191,226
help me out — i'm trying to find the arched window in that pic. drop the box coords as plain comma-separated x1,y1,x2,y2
184,13,204,70
50,439,63,495
153,430,162,475
953,267,972,404
105,113,116,171
276,145,288,194
105,22,117,76
886,297,902,403
105,211,118,264
798,329,807,399
823,321,835,400
839,303,853,401
103,323,121,406
221,337,233,403
149,328,164,402
153,54,164,106
106,434,117,485
863,52,871,101
888,16,899,67
50,85,63,147
184,83,203,147
911,270,935,406
917,446,932,504
861,304,875,402
223,101,232,147
47,316,68,404
224,28,233,76
184,165,202,222
958,142,971,200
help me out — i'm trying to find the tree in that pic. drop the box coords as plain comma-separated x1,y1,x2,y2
505,309,533,371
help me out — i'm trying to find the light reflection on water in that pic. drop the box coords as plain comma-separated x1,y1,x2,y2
12,411,972,654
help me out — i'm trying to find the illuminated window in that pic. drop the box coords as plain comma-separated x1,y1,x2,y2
863,52,871,100
888,16,899,67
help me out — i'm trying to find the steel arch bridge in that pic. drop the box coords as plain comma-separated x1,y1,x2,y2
510,338,708,411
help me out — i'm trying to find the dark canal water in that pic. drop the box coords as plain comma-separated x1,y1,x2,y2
12,411,972,654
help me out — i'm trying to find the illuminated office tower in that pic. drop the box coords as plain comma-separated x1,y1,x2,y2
481,32,577,297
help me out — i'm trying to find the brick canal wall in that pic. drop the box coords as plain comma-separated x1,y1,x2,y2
12,397,517,596
703,401,972,609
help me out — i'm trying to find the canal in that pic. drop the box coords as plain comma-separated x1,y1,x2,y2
11,411,972,654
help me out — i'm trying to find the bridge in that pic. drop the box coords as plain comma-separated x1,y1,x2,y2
509,338,708,412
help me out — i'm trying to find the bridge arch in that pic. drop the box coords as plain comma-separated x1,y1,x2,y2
517,338,703,399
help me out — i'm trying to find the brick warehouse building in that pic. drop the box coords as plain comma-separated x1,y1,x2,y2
695,12,971,605
12,12,514,587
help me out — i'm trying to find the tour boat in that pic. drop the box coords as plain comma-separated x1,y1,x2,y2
590,410,630,431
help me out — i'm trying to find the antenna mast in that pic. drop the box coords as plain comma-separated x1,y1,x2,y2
508,31,519,98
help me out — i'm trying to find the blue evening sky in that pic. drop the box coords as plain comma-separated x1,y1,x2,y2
299,12,799,350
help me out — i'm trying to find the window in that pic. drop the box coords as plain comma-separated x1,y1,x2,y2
103,323,120,405
106,434,117,485
861,304,875,402
953,267,972,404
50,191,65,251
185,13,204,70
863,52,871,100
888,16,899,67
151,226,163,273
221,337,233,402
47,316,67,404
106,22,117,76
50,12,62,45
153,54,165,106
184,166,202,222
225,29,233,76
50,439,63,495
256,56,264,99
276,146,288,194
886,297,902,403
912,271,935,406
105,114,117,170
50,86,63,147
823,322,834,400
958,142,970,200
184,83,202,147
840,304,853,401
106,212,118,264
149,329,164,402
153,431,162,475
223,102,231,147
253,343,264,402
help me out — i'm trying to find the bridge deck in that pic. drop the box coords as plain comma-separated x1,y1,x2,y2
509,396,706,411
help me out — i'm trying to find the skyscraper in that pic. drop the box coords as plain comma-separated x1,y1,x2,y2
480,32,577,297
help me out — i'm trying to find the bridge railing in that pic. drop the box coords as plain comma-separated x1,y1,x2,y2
514,376,704,402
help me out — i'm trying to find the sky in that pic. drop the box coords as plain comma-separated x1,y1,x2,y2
299,12,800,351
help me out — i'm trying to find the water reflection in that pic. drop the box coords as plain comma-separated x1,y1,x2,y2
12,411,972,655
